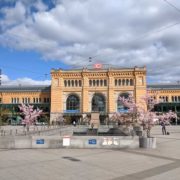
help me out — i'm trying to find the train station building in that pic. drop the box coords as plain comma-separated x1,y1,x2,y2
0,65,180,124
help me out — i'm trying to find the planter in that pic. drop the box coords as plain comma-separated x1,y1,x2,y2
139,136,156,149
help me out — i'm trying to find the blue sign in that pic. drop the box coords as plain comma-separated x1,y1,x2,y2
64,110,80,113
118,109,129,113
36,139,44,144
88,139,97,145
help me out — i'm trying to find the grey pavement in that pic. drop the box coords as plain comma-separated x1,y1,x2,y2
0,126,180,180
0,125,74,136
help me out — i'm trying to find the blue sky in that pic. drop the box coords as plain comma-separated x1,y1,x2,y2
0,0,180,85
0,47,69,81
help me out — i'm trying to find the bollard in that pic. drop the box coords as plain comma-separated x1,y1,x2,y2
38,131,40,136
10,129,12,135
16,129,17,135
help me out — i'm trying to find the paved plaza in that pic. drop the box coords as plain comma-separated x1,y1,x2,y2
0,126,180,180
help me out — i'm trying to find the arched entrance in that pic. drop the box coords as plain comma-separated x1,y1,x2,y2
66,94,80,124
117,92,129,112
66,94,80,111
92,93,106,112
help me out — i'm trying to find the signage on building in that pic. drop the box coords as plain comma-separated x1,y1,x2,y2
93,63,102,69
64,110,80,113
63,136,70,146
102,138,119,146
36,139,44,144
118,109,129,113
88,139,97,145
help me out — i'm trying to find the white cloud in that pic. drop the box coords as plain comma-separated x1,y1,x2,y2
1,1,26,29
1,74,51,85
1,0,180,83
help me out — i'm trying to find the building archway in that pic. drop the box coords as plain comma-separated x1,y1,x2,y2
66,94,80,112
65,94,81,124
92,93,106,112
117,92,129,112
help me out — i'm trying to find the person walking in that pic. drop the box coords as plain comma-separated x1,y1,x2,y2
161,121,166,135
73,120,76,127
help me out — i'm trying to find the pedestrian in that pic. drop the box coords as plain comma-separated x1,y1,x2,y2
73,120,76,127
161,121,166,135
91,123,94,129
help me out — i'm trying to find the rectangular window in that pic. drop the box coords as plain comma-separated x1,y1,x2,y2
11,98,14,104
0,98,2,103
44,98,46,103
33,98,36,103
47,98,50,103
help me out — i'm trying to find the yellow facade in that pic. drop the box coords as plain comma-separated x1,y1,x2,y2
50,66,147,122
1,66,180,124
0,86,50,104
148,89,180,103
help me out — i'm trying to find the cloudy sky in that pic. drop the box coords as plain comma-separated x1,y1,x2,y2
0,0,180,85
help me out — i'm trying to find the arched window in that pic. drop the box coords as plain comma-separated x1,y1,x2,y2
100,79,103,86
71,80,74,87
66,95,80,111
97,80,99,86
178,96,180,102
122,79,125,86
175,96,177,102
126,79,129,86
92,93,106,112
117,92,129,112
89,80,92,86
79,80,82,86
93,80,96,86
130,79,133,86
75,80,78,87
104,79,107,86
68,80,70,87
64,80,67,87
115,79,117,86
166,96,168,102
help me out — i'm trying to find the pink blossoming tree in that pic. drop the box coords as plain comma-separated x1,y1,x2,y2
19,103,42,131
112,93,177,137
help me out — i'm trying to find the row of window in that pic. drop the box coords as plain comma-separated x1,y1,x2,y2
64,79,134,87
115,79,134,86
11,97,50,104
172,96,180,102
64,80,82,87
89,79,107,87
157,96,180,103
65,93,129,112
159,96,168,102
